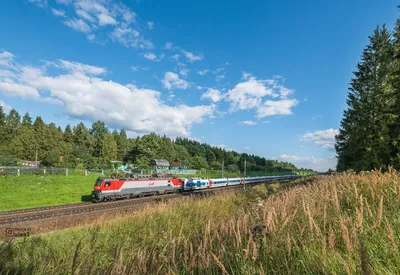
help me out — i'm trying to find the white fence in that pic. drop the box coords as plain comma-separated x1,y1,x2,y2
0,167,70,176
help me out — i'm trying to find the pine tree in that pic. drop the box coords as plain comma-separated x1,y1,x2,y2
22,112,32,126
336,25,395,171
389,8,400,169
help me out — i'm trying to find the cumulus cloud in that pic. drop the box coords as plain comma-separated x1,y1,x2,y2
256,98,299,118
201,88,223,102
0,50,214,137
279,154,337,172
161,72,189,90
242,120,257,126
301,128,339,149
181,49,203,62
224,76,298,118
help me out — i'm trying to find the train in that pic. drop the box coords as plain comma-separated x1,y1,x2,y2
92,174,301,202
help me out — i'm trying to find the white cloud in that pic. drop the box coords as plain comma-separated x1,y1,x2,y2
256,98,299,118
171,54,180,61
244,146,250,150
242,72,252,80
76,9,96,22
51,8,66,17
201,88,223,102
143,52,157,61
181,50,203,62
213,68,224,74
162,72,189,90
179,68,189,77
242,120,257,126
301,129,339,149
0,100,12,113
226,77,273,111
147,21,154,29
216,75,225,82
165,42,173,50
225,76,299,118
28,0,47,8
29,0,152,50
63,18,91,33
197,70,209,76
279,154,337,172
0,51,214,137
109,26,152,49
50,60,107,75
97,13,117,26
131,66,139,72
87,34,95,41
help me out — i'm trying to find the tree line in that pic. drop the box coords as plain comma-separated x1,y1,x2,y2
335,7,400,171
0,108,314,173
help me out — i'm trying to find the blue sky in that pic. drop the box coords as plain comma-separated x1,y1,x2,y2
0,0,398,171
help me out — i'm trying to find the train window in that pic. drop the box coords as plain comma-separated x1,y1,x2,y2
95,179,103,186
104,182,111,187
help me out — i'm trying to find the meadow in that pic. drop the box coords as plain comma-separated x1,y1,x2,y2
1,170,399,274
0,175,98,211
0,171,297,211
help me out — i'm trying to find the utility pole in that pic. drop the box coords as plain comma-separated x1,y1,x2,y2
222,159,224,178
244,159,247,191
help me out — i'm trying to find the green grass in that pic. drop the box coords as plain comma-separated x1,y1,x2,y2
0,175,98,211
0,172,299,211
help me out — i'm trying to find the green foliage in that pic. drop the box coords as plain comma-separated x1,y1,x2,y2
336,12,400,172
0,111,311,173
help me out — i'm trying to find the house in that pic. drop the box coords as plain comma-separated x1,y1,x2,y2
150,159,170,173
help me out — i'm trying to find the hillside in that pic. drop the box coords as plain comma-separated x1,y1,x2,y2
0,110,314,173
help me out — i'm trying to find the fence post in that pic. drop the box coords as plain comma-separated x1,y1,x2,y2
101,169,104,175
66,168,69,176
85,169,88,176
17,169,20,177
44,169,46,175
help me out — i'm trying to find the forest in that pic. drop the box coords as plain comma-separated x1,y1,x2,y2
0,108,312,173
335,8,400,172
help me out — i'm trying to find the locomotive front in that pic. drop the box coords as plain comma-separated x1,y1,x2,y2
92,178,105,202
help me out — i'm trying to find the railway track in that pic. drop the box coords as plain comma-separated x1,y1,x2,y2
0,193,179,226
0,179,296,226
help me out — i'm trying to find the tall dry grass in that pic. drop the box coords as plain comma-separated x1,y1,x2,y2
1,171,400,274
